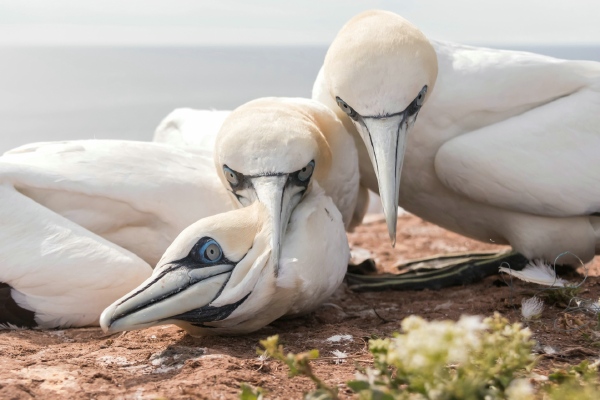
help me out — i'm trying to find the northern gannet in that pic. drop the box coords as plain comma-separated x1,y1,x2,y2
0,140,232,328
313,10,600,267
0,140,348,332
100,184,348,336
157,98,364,268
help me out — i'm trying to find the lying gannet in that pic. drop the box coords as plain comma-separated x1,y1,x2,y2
101,185,348,335
313,10,600,267
0,140,232,328
0,140,348,332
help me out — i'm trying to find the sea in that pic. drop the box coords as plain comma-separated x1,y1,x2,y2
0,45,599,154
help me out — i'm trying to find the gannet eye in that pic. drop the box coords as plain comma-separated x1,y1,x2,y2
335,97,358,120
193,238,223,263
297,160,315,182
223,165,240,187
415,85,427,107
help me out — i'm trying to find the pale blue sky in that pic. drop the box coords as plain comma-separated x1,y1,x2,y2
1,0,599,46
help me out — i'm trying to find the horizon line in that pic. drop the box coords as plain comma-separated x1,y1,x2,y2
1,42,599,48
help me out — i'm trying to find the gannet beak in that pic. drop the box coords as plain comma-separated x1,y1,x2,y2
99,260,238,333
249,175,293,275
356,114,409,246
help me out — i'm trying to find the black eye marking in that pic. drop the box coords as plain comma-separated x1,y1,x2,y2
406,85,428,117
336,97,358,120
416,85,427,106
337,85,429,121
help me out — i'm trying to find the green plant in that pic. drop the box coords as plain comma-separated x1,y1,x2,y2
259,335,339,400
247,313,600,400
348,313,535,399
543,360,600,400
538,286,581,306
239,383,264,400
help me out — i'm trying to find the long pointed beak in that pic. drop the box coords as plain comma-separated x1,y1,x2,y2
99,262,234,333
357,115,409,246
250,175,292,276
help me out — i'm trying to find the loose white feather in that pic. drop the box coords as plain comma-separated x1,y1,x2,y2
499,259,568,287
521,296,544,320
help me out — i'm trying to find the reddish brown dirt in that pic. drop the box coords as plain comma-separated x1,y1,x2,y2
2,214,599,399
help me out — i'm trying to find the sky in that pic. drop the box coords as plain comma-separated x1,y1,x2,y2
0,0,599,46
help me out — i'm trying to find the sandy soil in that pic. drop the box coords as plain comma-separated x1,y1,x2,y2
2,213,599,399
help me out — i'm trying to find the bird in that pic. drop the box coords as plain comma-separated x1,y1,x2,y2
156,98,365,270
312,9,600,280
100,183,348,336
0,140,232,329
0,140,349,332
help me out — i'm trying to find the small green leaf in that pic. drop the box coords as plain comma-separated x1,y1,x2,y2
239,383,263,400
304,389,336,400
347,380,370,392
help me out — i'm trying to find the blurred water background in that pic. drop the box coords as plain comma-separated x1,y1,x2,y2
1,45,599,153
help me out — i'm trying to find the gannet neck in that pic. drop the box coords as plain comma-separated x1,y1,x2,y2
323,9,438,117
204,182,349,334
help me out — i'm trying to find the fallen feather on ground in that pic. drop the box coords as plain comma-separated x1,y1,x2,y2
521,296,544,320
330,350,347,364
499,259,568,287
326,334,353,343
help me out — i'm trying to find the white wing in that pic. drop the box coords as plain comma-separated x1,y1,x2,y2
153,108,231,150
425,41,600,136
433,43,600,217
0,184,152,328
1,140,234,264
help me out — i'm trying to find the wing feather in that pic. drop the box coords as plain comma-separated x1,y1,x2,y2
435,83,600,217
0,184,152,328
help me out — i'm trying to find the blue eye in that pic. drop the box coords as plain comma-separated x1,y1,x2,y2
196,239,223,263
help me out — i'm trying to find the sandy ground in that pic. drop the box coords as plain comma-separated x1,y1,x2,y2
2,213,599,399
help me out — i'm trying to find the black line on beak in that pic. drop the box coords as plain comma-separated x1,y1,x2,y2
109,267,233,325
395,118,403,188
164,292,252,327
115,263,183,307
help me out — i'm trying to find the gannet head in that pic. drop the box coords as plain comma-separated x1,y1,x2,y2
214,97,333,272
323,10,438,245
100,202,273,335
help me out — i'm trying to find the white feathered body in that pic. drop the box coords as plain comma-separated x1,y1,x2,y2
0,140,233,328
315,40,600,264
